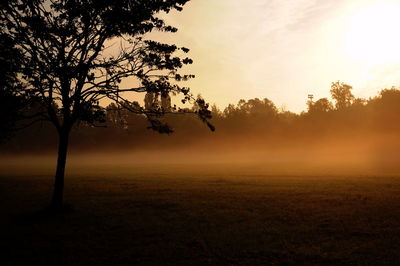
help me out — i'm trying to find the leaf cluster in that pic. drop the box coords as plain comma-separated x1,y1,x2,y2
0,0,213,136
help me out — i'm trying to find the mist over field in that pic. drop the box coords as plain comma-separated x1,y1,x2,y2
3,84,400,177
2,133,400,177
3,151,400,265
3,0,400,264
3,64,400,266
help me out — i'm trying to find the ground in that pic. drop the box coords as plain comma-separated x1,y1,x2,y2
1,162,400,265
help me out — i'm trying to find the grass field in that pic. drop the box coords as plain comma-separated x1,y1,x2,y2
2,162,400,265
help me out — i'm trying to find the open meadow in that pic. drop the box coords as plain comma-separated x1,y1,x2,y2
2,158,400,265
4,0,400,265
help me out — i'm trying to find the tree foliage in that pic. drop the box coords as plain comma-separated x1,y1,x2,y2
0,31,25,140
3,85,400,155
308,98,333,114
0,0,213,134
0,0,214,209
330,81,354,110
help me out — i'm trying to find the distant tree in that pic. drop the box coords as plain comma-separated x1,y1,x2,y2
368,87,400,126
223,103,238,118
1,0,213,210
308,98,333,114
210,104,222,119
233,98,277,118
352,98,367,108
378,88,400,106
330,81,354,110
105,102,128,129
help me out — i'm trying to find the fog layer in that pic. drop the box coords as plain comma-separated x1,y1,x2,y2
2,86,400,175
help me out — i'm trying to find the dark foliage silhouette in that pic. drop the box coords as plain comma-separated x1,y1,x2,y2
0,0,214,210
4,83,400,158
2,81,400,164
0,33,24,140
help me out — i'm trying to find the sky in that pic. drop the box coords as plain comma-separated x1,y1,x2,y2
153,0,400,112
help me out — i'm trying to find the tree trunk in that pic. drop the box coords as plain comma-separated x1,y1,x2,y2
50,128,70,210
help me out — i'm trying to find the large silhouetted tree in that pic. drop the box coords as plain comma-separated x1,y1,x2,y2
0,0,213,210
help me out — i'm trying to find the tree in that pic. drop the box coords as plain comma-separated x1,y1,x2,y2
0,32,24,140
330,81,354,110
0,0,214,210
308,98,333,114
378,88,400,107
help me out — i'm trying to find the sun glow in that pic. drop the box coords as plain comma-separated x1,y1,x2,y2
344,0,400,67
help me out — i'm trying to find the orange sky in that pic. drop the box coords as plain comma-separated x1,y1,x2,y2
152,0,400,112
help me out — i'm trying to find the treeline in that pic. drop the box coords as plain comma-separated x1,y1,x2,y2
2,81,400,154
